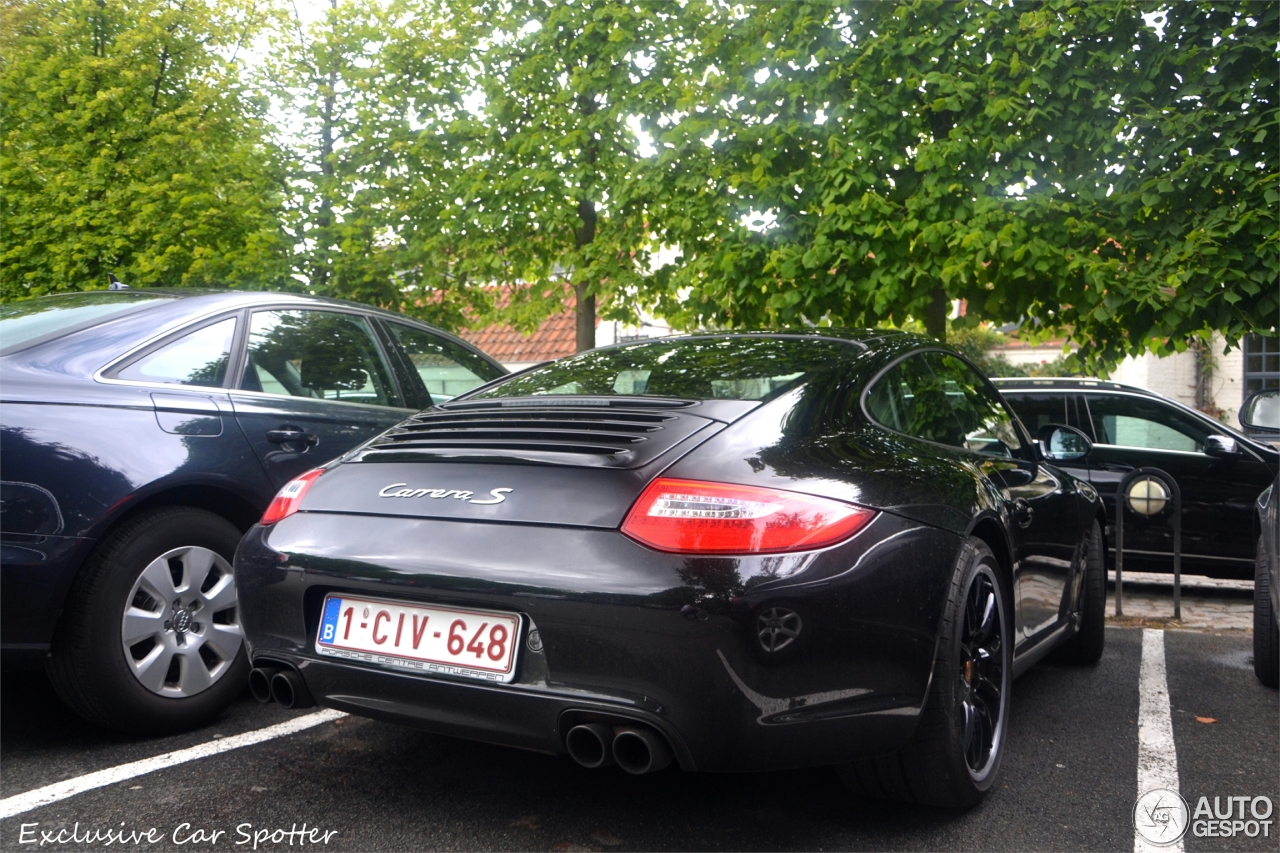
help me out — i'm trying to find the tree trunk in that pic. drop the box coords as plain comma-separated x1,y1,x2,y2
924,287,948,341
574,198,598,352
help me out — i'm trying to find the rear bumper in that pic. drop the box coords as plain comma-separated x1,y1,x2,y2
235,510,961,772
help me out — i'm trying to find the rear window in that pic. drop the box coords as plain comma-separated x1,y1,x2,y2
0,292,171,352
466,336,849,402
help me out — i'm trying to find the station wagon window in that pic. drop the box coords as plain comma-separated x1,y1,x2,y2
114,317,237,388
1085,394,1210,453
1000,392,1088,438
386,323,503,403
239,310,399,407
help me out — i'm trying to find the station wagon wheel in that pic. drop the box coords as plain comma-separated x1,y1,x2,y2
121,545,242,697
47,507,250,734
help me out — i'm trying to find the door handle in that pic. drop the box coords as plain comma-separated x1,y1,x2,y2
1013,498,1034,528
266,427,318,447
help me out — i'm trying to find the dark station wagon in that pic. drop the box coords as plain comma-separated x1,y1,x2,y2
995,378,1277,579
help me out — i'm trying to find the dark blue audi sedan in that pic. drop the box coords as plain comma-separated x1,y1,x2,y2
0,288,505,733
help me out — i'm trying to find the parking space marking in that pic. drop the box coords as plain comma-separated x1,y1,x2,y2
0,709,346,820
1135,628,1182,853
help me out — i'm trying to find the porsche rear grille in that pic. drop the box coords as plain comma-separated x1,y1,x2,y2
365,408,680,457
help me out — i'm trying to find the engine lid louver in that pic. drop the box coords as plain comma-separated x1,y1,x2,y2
356,400,713,468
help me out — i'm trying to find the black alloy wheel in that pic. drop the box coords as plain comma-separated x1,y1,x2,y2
1255,535,1279,688
958,568,1005,777
838,537,1010,808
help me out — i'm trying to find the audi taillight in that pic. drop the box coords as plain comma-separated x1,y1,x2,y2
621,478,876,555
261,468,325,525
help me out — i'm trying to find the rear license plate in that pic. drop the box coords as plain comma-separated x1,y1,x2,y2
315,595,520,683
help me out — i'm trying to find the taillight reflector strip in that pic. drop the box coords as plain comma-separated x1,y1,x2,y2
261,468,325,525
621,478,876,555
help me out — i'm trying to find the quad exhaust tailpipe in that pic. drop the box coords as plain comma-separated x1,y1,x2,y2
612,726,673,775
270,669,315,709
565,723,616,769
565,722,672,774
248,666,280,704
250,664,316,709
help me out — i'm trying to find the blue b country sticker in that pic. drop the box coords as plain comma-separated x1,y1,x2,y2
319,597,342,644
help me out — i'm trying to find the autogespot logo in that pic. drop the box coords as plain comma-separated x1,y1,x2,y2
1134,791,1275,844
1134,789,1190,846
1188,795,1274,840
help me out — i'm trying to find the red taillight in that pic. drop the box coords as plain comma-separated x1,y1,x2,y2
621,478,876,555
260,468,325,525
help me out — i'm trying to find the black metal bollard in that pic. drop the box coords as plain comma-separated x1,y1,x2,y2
1114,467,1182,621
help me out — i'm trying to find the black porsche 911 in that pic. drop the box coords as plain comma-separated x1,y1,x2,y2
236,331,1106,808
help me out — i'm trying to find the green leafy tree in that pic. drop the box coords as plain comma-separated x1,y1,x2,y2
0,0,288,298
645,1,1277,371
415,0,696,349
266,0,399,302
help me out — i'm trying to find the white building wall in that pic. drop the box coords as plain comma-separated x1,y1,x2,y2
1000,345,1075,368
1215,340,1246,429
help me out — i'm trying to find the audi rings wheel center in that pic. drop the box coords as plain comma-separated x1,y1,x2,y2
120,546,243,697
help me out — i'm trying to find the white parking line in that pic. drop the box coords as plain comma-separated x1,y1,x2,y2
0,709,346,820
1135,628,1183,853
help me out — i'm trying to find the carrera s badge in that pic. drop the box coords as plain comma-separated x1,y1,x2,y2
377,484,513,505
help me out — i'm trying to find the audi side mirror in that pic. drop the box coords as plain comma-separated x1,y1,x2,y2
1203,435,1240,458
1037,424,1093,461
1239,389,1280,435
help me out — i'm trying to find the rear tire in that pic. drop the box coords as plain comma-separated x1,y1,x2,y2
47,507,249,734
837,537,1011,809
1055,519,1106,665
1254,535,1279,689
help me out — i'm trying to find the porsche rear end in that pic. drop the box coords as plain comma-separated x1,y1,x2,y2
235,341,961,773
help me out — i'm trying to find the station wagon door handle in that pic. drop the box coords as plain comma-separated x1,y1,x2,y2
266,427,319,446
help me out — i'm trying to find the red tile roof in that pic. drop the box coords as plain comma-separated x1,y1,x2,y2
456,285,595,363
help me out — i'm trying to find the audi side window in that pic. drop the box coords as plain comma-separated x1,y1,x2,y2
387,323,503,403
239,310,399,407
922,353,1024,458
114,317,237,388
1085,394,1209,453
865,354,966,447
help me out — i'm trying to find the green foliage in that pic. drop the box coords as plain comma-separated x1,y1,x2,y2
645,1,1277,371
948,326,1029,378
403,0,694,343
0,0,289,298
3,0,1273,371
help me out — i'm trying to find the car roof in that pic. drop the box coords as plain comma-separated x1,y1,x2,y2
1,288,497,366
993,375,1277,457
989,376,1157,396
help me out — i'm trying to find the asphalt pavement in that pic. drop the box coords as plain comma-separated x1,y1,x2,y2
1,623,1275,852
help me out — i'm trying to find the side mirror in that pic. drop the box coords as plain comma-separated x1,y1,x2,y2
1239,389,1280,434
1037,423,1093,461
1203,435,1240,458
